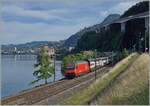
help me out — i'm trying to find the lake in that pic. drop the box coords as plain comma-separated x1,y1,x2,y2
1,55,64,97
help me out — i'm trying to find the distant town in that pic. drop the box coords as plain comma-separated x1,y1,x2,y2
1,46,39,55
1,40,65,55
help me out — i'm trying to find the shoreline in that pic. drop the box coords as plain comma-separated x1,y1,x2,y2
2,77,64,99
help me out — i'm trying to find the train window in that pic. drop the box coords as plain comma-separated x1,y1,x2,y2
91,63,94,65
66,66,75,70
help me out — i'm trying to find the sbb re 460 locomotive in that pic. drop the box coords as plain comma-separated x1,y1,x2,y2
64,57,110,78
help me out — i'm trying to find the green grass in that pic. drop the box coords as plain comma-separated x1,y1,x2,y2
109,87,149,105
128,86,149,105
60,53,139,105
91,53,149,105
111,86,149,105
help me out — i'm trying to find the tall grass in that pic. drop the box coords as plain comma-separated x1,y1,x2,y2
61,53,139,105
91,53,149,105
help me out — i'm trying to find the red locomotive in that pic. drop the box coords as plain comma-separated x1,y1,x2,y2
65,57,110,78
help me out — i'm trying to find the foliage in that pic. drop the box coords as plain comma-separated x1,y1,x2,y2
75,31,99,51
55,47,69,60
121,1,149,18
30,47,54,84
90,54,149,105
75,28,123,52
74,1,149,53
121,48,129,58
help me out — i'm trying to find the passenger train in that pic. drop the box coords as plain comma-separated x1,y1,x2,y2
65,57,111,78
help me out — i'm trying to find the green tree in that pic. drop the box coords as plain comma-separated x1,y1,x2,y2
121,1,149,18
31,47,54,84
122,48,129,58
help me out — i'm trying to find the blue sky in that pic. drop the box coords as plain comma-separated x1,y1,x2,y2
0,0,143,44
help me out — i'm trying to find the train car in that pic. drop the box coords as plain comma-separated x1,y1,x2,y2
65,61,90,78
65,56,110,78
88,58,105,69
88,59,95,69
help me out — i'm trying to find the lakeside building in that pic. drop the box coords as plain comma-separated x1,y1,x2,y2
43,46,55,58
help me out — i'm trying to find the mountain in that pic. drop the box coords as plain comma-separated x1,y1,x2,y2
121,1,149,18
63,14,120,48
1,40,64,53
100,14,120,26
74,1,149,52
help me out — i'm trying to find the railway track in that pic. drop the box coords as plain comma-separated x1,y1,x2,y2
36,66,111,105
1,66,111,105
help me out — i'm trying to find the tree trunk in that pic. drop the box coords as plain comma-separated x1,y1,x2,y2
45,79,47,84
54,56,55,82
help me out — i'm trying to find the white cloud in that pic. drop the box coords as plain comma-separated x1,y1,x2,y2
0,21,83,44
1,5,66,21
0,0,145,44
99,11,108,17
1,0,105,5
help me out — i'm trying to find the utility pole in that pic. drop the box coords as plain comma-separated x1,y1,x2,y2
95,58,96,80
94,49,97,80
145,30,147,52
138,32,145,53
133,44,136,52
53,54,56,82
140,37,144,53
112,51,114,66
144,17,148,52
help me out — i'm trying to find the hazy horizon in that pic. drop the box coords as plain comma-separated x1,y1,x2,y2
1,40,64,45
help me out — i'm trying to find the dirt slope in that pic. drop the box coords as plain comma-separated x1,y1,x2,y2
90,53,149,105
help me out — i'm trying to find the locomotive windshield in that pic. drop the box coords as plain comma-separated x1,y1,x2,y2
66,65,75,70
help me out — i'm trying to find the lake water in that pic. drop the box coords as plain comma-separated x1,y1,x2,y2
1,55,64,97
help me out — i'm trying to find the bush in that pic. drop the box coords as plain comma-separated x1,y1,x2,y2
121,48,129,58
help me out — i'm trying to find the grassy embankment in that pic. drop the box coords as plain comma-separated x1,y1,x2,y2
61,53,140,105
91,53,149,105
